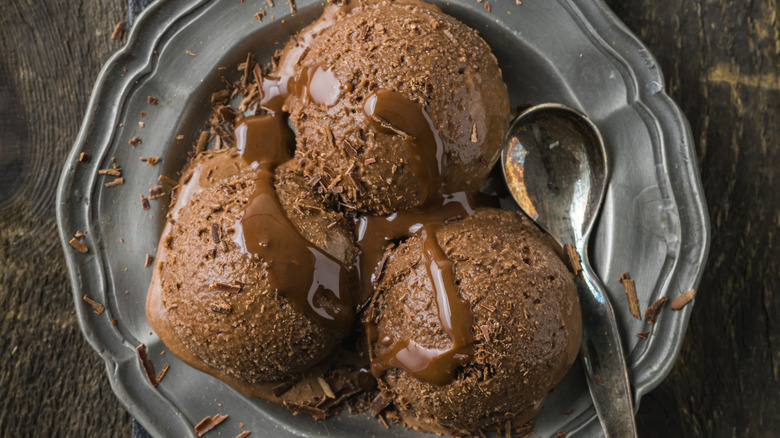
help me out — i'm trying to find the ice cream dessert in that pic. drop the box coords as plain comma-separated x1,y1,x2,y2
284,0,510,214
145,0,581,435
364,208,581,435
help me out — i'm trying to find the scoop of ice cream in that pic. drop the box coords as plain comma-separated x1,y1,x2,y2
283,0,510,214
158,150,357,383
366,208,581,435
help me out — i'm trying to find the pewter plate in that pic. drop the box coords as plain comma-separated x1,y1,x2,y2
56,0,709,436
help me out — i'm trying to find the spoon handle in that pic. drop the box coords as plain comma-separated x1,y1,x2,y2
576,255,638,438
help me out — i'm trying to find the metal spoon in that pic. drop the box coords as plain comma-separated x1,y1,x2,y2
501,103,637,437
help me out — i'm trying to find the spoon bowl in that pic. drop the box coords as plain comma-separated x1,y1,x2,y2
502,104,637,437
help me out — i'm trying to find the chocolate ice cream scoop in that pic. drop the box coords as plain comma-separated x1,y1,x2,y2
365,208,581,435
283,0,510,214
149,149,357,384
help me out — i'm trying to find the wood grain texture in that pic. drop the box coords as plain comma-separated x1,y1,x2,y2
0,0,130,436
0,0,777,436
605,0,780,436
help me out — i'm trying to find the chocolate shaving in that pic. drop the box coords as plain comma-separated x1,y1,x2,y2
241,53,253,89
644,297,668,324
471,124,478,143
157,174,178,186
562,409,573,416
317,377,336,399
484,1,491,11
82,294,105,314
480,324,491,343
98,168,122,177
148,96,158,105
69,238,88,253
480,302,496,312
211,302,233,314
563,244,581,274
254,9,267,22
594,374,603,385
149,185,165,199
635,331,649,339
194,413,229,436
283,402,326,420
104,177,124,187
349,173,365,194
154,363,170,384
209,282,242,293
369,392,392,417
129,136,142,146
111,22,124,40
78,152,91,163
196,131,210,153
619,272,641,320
211,89,230,104
211,223,221,243
556,431,567,438
364,157,376,165
186,50,197,56
288,0,296,13
140,195,151,210
235,432,251,438
74,230,86,239
267,0,274,6
272,379,298,397
144,254,154,268
136,344,159,386
670,288,696,310
140,156,160,165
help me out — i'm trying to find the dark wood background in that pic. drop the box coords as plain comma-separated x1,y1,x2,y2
0,0,777,436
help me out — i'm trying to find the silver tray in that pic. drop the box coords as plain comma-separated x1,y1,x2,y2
56,0,710,436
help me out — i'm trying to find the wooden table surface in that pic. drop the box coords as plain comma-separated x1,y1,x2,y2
1,0,777,436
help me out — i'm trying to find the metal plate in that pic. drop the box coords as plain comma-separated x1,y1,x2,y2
56,0,710,436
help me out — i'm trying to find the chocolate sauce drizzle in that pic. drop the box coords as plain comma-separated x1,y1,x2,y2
232,84,352,329
358,89,478,386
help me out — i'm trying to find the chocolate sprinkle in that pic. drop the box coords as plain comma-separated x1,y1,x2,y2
194,413,229,436
670,288,696,310
645,296,668,324
82,294,105,315
68,238,88,253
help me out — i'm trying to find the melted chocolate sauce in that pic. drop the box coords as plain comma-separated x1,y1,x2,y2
363,89,445,205
232,91,352,328
357,194,479,386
